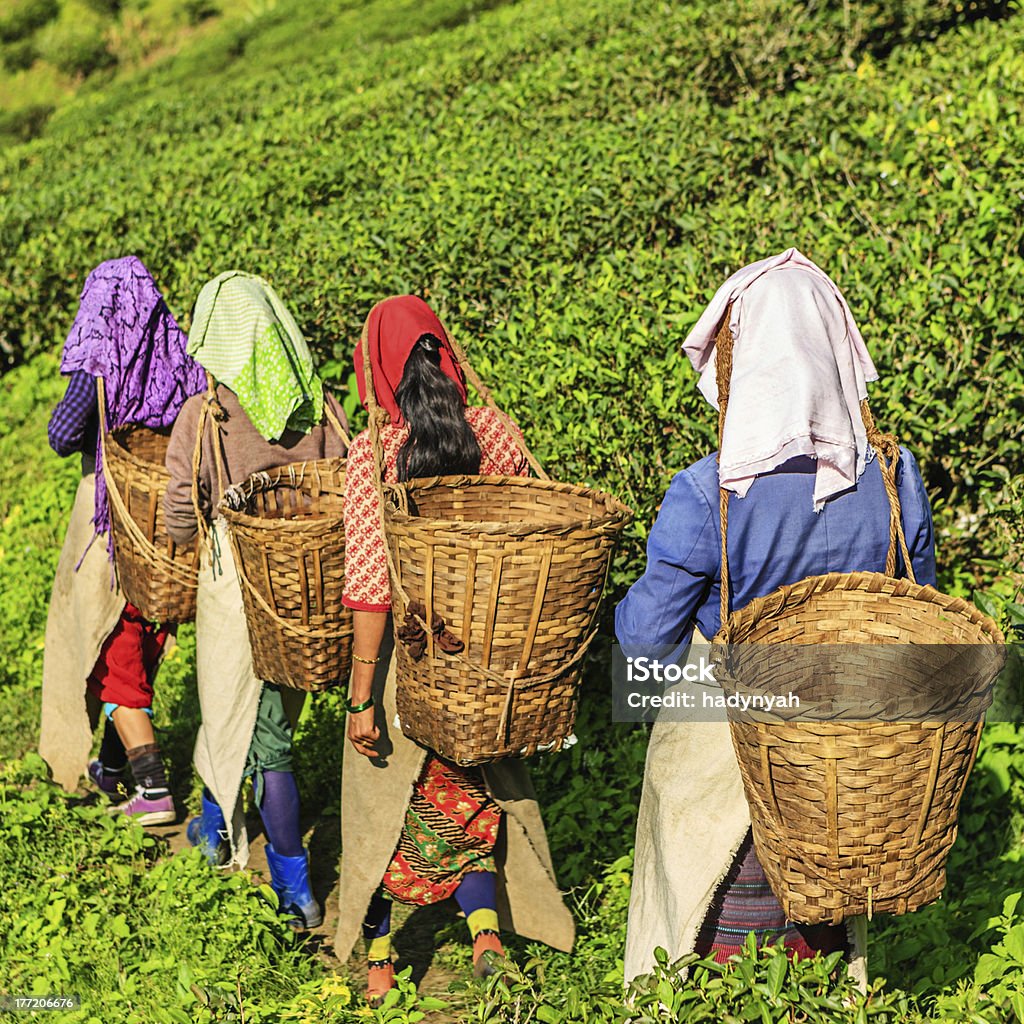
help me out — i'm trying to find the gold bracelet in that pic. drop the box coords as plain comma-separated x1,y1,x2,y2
352,653,380,665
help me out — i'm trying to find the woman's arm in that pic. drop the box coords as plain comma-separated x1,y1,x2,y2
346,610,388,758
342,433,395,757
615,467,718,650
897,448,938,587
48,370,97,457
163,396,206,545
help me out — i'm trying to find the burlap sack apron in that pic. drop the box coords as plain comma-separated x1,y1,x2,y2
333,630,576,961
192,519,304,868
39,460,127,791
623,631,749,981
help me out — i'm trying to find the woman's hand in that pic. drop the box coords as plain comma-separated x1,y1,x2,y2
347,707,380,758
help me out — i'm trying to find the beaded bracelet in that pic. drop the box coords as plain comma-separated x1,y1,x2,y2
345,695,374,714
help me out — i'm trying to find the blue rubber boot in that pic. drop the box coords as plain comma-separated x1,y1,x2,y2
265,844,323,930
186,789,230,867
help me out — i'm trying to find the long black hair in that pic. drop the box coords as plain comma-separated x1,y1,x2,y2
395,334,481,481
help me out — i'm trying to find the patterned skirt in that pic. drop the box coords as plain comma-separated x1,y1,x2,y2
382,755,501,905
694,833,846,963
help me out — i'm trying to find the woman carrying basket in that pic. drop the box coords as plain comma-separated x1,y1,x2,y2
40,256,206,824
616,249,937,980
163,271,348,928
336,295,574,1006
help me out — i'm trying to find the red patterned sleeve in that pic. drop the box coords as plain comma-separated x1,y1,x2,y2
342,410,530,612
468,407,530,477
342,431,392,611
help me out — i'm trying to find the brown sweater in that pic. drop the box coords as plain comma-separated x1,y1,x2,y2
164,385,349,544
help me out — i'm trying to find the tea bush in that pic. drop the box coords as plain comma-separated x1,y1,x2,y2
0,0,59,43
1,0,1020,596
0,0,1022,1020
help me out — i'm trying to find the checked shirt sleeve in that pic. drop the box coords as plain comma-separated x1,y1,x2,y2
48,370,98,457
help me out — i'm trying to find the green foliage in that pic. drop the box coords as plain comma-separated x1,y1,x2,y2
0,355,79,692
0,754,328,1023
35,3,116,77
0,0,59,43
0,0,1022,1021
183,0,220,25
81,0,122,15
2,37,39,72
2,0,1020,594
0,100,53,143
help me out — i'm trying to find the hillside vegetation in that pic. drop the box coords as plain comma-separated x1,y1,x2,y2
0,0,1022,1020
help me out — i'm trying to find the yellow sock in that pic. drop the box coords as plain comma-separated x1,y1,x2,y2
367,935,392,963
466,908,500,939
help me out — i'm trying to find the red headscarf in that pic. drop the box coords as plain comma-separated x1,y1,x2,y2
354,295,468,424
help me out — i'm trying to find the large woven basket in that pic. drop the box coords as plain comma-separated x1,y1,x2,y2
382,475,630,764
709,316,1005,924
220,457,352,693
361,330,631,765
99,380,199,623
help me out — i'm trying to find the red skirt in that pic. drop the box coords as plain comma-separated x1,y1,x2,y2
86,603,169,709
382,756,500,905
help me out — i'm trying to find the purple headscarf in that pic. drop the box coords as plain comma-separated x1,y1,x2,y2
60,256,207,552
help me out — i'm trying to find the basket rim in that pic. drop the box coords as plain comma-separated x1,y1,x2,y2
383,473,633,534
718,571,1006,646
218,458,347,528
106,423,173,476
222,508,345,533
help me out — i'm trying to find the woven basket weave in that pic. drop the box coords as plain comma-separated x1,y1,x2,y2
361,330,632,765
99,380,199,623
220,457,352,692
710,315,1005,924
383,475,630,764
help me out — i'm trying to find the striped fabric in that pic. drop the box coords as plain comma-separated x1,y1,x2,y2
187,271,323,440
382,756,500,905
695,833,845,963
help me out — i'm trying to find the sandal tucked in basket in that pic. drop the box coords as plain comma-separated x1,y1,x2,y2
362,331,632,765
709,316,1005,925
218,398,352,693
98,377,199,623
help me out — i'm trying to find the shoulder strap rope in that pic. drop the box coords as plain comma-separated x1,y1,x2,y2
191,372,227,551
322,388,352,448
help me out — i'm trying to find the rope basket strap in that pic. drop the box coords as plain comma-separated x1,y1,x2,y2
96,376,198,589
190,372,228,552
713,309,916,636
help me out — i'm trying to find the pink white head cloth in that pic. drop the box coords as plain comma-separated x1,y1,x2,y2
682,248,879,512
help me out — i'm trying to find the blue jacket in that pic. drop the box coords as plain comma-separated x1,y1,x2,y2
615,449,936,648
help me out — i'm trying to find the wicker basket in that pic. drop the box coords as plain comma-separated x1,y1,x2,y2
99,381,199,623
220,458,352,693
360,329,632,765
382,475,631,764
710,317,1005,924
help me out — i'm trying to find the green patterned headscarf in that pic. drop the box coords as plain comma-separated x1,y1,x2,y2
187,271,323,440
